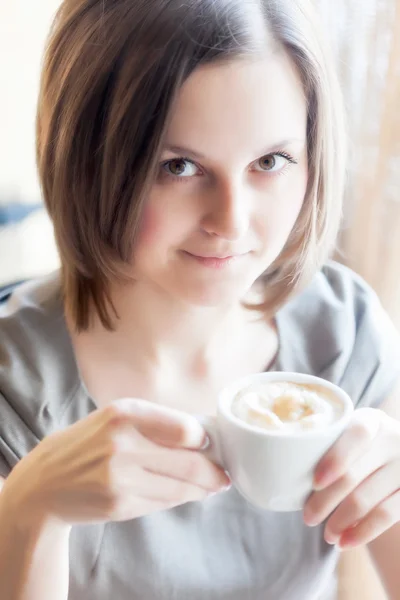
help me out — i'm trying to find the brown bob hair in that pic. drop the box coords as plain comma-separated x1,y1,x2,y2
36,0,346,331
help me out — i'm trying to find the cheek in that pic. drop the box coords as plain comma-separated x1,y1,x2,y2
270,171,308,219
282,166,309,225
257,171,308,247
135,203,190,255
136,205,163,247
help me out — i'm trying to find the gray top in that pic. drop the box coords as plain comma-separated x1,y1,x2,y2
0,261,399,600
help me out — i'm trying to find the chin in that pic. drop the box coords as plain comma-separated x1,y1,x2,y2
173,280,253,308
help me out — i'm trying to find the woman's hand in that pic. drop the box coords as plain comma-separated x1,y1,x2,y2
4,398,230,525
303,407,400,549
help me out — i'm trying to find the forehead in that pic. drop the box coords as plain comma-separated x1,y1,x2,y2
164,53,307,158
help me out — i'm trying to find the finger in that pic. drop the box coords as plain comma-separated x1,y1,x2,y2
120,465,217,503
324,462,400,544
338,489,400,550
313,408,380,490
107,398,207,449
143,443,231,490
112,428,230,490
304,446,385,526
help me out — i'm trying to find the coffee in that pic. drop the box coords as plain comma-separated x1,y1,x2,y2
231,381,343,432
202,372,354,511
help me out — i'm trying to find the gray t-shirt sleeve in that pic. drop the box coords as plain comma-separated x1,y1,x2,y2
343,283,400,409
0,395,14,477
321,262,400,409
0,390,40,479
0,456,10,479
277,262,400,410
0,276,77,480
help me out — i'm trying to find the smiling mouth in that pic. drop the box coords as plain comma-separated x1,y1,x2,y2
182,251,248,269
184,251,249,259
190,253,236,259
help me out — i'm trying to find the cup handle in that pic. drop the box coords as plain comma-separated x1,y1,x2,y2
195,415,225,468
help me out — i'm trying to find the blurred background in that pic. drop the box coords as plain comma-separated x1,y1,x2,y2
0,1,59,285
0,1,399,598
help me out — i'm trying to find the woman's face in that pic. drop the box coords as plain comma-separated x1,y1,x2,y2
133,52,308,307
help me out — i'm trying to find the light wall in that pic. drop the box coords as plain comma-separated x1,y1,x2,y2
0,1,61,204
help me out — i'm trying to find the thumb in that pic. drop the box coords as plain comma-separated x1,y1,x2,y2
109,397,207,449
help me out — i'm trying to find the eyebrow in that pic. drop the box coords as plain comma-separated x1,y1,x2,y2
162,139,305,160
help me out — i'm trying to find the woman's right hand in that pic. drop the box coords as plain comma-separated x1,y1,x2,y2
4,398,230,525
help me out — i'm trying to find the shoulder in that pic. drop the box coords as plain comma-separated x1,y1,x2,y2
278,261,400,406
0,273,80,455
304,260,395,347
296,260,386,327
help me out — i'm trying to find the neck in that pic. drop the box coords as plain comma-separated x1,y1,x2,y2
66,280,278,405
103,280,256,367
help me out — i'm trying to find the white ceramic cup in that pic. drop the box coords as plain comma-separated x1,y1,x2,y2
199,372,354,512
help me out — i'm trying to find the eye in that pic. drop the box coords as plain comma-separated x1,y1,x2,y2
253,152,297,173
162,158,200,178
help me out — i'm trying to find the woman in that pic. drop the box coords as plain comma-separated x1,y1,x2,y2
1,0,400,598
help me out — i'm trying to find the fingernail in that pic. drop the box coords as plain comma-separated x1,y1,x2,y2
200,435,210,450
207,483,231,497
305,518,319,527
304,512,319,527
325,532,339,545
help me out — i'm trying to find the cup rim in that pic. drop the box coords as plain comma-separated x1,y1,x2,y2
218,371,354,438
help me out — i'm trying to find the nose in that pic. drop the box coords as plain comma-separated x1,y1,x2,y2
201,180,250,240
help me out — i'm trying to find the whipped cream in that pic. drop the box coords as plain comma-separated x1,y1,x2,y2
231,382,342,432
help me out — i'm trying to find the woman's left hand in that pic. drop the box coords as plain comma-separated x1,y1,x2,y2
303,407,400,550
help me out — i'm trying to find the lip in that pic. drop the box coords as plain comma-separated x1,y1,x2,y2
193,254,235,259
182,251,247,270
184,251,247,259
